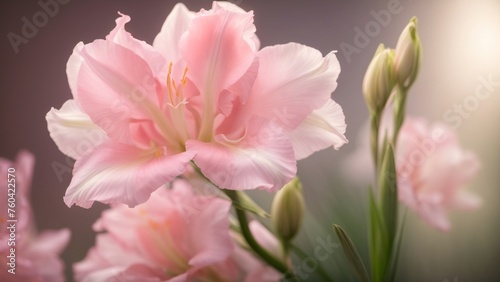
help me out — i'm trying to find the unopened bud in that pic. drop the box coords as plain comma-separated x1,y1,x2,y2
395,17,422,88
271,177,305,242
363,44,396,115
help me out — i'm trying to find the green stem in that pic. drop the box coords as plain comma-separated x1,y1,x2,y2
224,190,293,277
393,84,407,146
370,113,381,174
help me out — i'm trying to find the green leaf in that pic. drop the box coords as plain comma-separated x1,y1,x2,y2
230,191,270,218
384,210,407,282
378,143,398,243
333,224,369,282
369,188,389,282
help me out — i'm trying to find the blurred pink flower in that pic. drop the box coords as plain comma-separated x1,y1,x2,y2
345,116,481,231
74,179,280,281
46,1,347,208
397,118,481,232
0,151,70,282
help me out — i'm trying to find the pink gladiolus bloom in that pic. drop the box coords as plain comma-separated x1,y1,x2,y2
46,1,347,208
0,151,70,282
397,118,481,232
74,179,279,281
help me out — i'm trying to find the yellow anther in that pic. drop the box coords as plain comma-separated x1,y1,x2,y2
166,63,189,105
167,62,174,105
181,66,189,86
154,147,163,158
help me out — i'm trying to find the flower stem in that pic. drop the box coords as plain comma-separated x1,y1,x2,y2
370,113,381,173
224,190,294,278
393,84,407,145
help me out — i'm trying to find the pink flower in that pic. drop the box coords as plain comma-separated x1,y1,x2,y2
0,151,70,282
74,180,282,282
74,179,280,281
344,116,481,231
397,118,481,232
46,2,347,208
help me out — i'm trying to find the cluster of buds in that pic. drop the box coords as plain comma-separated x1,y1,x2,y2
363,17,422,117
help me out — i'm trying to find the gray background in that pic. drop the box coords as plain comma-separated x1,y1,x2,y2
1,0,499,281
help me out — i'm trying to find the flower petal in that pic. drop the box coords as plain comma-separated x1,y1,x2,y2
186,193,233,270
74,235,143,282
14,150,35,197
46,99,107,159
180,5,256,93
418,204,451,232
289,99,348,160
211,1,260,51
243,43,341,131
153,3,195,63
76,40,162,143
16,229,71,282
66,42,84,97
112,264,164,282
187,118,296,192
25,228,71,256
107,13,166,75
64,141,195,208
179,6,256,140
452,190,482,210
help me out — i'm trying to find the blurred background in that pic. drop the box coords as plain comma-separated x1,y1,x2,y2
1,0,499,281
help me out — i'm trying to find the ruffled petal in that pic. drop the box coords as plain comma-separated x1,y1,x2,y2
211,1,260,51
179,5,256,140
187,118,296,192
66,42,84,97
46,99,107,159
242,43,341,131
64,141,195,208
180,5,255,93
76,40,164,143
289,99,348,160
107,13,166,75
153,3,195,63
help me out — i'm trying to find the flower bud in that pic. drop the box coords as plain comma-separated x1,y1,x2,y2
362,44,396,115
395,17,422,88
271,177,305,242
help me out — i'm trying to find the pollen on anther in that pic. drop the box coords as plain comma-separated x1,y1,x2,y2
181,66,189,86
154,146,166,158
